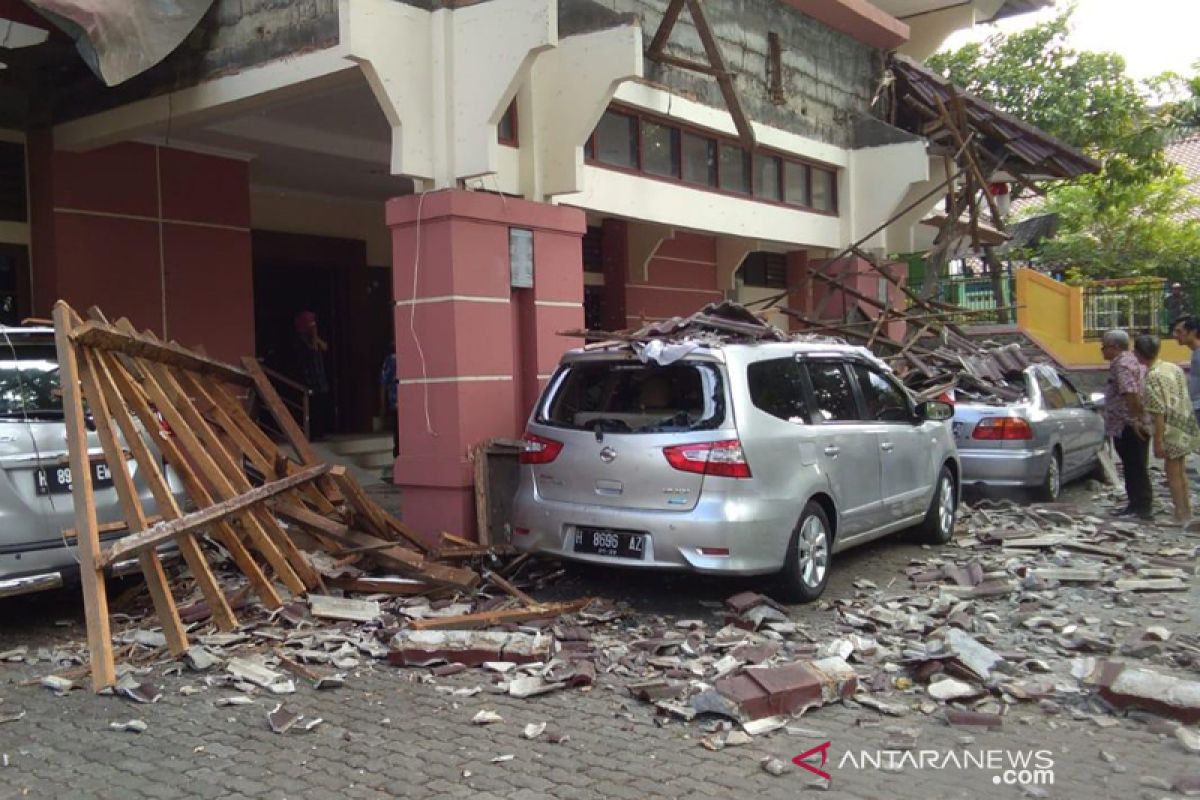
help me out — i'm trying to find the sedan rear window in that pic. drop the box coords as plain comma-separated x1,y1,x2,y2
0,340,61,419
538,361,725,434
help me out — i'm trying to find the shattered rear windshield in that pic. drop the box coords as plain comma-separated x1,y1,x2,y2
0,340,62,419
538,361,725,434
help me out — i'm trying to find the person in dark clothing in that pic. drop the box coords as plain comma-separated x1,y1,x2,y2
379,350,398,458
292,310,332,440
1101,329,1153,520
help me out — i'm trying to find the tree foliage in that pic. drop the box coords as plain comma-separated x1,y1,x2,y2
926,7,1200,281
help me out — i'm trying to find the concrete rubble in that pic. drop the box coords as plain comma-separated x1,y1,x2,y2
3,476,1200,758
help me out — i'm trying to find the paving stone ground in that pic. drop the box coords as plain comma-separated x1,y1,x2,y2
2,481,1199,800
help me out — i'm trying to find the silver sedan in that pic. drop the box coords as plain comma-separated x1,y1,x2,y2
951,364,1106,500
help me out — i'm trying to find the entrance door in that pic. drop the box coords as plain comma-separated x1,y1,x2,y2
251,231,373,437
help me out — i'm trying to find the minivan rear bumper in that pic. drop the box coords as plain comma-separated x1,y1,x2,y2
511,491,793,576
959,446,1050,487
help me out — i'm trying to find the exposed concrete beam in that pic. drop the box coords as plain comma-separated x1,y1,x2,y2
716,237,760,291
207,116,389,166
54,48,357,152
536,24,643,199
627,222,675,284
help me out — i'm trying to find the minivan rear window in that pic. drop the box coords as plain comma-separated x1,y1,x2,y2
538,360,725,434
0,340,61,419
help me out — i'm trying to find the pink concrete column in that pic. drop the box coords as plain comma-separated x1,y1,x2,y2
387,189,585,542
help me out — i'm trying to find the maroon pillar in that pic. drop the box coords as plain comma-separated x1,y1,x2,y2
387,189,584,542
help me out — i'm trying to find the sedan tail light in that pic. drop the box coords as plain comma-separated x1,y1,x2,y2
663,439,752,479
972,417,1034,440
519,433,563,464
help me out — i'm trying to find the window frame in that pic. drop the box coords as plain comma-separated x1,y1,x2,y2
582,104,839,216
851,362,915,424
497,100,519,147
747,356,812,424
799,358,863,425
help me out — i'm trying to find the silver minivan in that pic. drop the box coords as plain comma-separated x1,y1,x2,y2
512,340,959,601
0,327,184,599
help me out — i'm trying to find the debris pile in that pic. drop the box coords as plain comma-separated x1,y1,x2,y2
47,301,587,690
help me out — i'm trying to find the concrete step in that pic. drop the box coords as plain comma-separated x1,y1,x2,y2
356,450,396,469
324,433,393,456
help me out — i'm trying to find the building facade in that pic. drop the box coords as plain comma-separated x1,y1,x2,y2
0,0,1047,539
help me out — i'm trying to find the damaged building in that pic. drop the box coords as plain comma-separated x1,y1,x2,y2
0,0,1055,539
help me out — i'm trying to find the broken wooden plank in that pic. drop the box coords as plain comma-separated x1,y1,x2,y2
484,569,537,607
89,349,241,631
101,350,280,614
69,321,251,385
53,303,116,690
101,464,331,567
77,348,187,658
326,575,437,596
407,599,591,631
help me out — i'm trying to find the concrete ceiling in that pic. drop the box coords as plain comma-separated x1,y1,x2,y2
871,0,1051,21
171,73,413,201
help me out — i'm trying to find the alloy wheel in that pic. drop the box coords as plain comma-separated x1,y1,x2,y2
937,475,955,537
797,515,829,588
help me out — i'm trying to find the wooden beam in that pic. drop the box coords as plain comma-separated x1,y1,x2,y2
103,351,283,612
647,0,686,56
77,348,187,657
686,0,755,149
52,304,115,690
102,464,331,567
137,357,312,594
69,321,251,385
646,50,720,76
407,599,591,630
89,350,239,631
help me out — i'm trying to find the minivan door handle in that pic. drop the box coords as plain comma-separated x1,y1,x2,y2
880,442,894,452
823,446,841,457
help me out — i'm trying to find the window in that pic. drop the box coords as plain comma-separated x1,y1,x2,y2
1035,369,1067,410
0,338,61,418
584,105,839,213
682,133,717,186
748,358,809,423
641,120,679,178
1058,374,1082,407
811,167,835,212
753,154,781,201
805,362,858,422
741,252,787,289
593,111,637,168
853,364,911,423
497,101,518,146
783,162,809,207
538,361,725,433
719,144,750,194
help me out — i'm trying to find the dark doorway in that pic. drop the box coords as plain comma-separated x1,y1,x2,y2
251,231,373,437
0,244,30,325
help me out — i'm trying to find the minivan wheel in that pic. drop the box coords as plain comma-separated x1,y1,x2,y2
777,502,832,603
915,465,957,544
1035,450,1062,502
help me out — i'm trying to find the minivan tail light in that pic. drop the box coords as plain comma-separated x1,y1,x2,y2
519,433,563,464
972,417,1033,440
663,439,752,479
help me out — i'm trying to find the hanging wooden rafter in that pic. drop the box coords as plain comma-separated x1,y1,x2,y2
645,0,756,149
53,301,481,690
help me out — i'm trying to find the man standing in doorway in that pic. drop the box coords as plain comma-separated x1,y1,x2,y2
292,310,331,441
379,349,398,459
1102,329,1153,520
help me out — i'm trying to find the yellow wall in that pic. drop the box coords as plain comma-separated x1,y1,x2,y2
1015,268,1190,368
